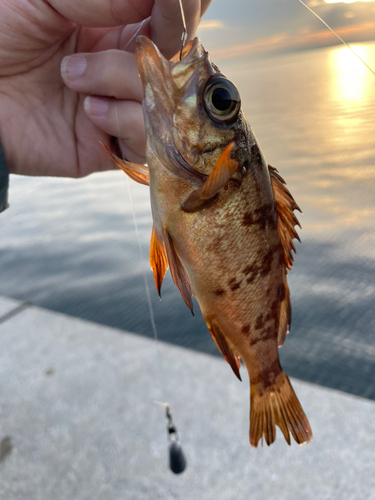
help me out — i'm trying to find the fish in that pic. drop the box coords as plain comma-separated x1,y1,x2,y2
106,36,313,447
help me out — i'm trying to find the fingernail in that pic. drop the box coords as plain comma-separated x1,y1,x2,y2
61,56,87,81
84,96,109,117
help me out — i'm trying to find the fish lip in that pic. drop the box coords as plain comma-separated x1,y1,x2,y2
135,36,166,87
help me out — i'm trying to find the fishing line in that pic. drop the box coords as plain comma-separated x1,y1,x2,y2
178,0,188,60
115,107,187,474
297,0,375,76
124,174,187,475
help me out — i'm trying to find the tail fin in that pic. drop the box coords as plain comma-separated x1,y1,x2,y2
250,370,312,447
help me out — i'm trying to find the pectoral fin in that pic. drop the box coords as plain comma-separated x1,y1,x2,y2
163,229,194,315
182,142,238,212
101,143,149,186
209,319,242,381
150,226,168,296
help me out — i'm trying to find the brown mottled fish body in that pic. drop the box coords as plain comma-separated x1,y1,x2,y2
112,36,312,447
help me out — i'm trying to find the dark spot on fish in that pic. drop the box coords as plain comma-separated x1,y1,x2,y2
277,284,286,301
265,312,272,322
214,289,225,296
255,314,264,331
254,203,277,231
228,278,241,292
251,144,263,168
260,246,276,277
226,179,241,190
247,275,256,284
201,144,217,155
242,213,255,227
249,326,275,347
243,264,256,276
242,324,251,336
253,358,282,387
0,436,12,464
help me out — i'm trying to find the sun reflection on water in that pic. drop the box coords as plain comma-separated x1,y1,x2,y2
329,45,373,103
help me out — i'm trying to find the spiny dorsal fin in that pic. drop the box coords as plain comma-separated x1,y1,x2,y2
269,165,301,270
209,319,242,381
181,142,238,212
101,143,150,186
150,226,168,296
269,165,300,346
163,229,194,315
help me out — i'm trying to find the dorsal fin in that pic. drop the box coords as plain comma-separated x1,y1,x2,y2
181,142,238,212
163,229,194,315
150,226,168,296
209,319,242,381
101,143,150,186
268,165,301,270
269,165,301,346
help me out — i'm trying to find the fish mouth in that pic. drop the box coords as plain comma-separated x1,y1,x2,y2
135,36,207,97
135,36,213,180
135,36,167,89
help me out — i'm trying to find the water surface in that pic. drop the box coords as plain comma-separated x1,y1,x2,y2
1,43,375,399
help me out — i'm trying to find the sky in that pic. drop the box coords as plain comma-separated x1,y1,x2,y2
197,0,375,59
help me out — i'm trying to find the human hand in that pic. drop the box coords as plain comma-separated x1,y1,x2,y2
0,0,211,177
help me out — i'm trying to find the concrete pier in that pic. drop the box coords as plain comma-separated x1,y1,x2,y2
0,296,374,499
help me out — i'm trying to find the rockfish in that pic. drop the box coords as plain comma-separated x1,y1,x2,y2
107,37,313,447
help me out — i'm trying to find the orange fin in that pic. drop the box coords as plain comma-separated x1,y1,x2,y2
163,229,194,315
250,370,312,447
277,277,291,347
101,143,149,186
269,165,301,270
209,320,242,381
150,226,168,296
182,142,238,212
269,165,300,346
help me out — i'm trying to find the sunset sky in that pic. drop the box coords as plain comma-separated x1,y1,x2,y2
197,0,375,59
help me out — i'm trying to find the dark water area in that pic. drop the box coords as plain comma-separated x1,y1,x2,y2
1,43,375,400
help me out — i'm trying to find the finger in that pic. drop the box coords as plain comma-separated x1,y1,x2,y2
48,0,153,27
61,50,143,102
151,0,201,59
84,97,146,162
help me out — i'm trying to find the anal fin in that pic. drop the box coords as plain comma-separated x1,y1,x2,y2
163,229,194,315
182,142,238,212
101,143,149,186
150,226,168,296
209,320,242,381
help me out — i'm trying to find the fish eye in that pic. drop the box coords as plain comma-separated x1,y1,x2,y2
203,77,241,124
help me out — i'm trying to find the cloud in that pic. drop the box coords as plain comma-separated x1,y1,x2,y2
208,21,375,59
198,20,225,30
